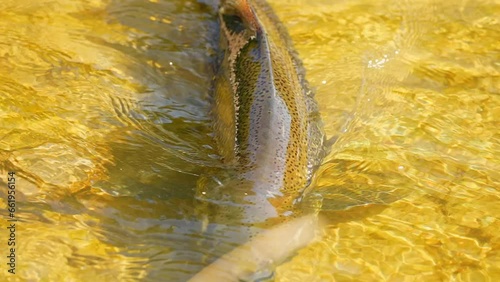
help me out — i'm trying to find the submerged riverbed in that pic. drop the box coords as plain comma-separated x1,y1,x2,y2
0,0,498,281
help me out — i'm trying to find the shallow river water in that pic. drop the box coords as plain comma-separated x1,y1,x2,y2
0,0,498,281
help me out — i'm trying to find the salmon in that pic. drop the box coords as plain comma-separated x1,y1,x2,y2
191,0,326,280
197,0,325,228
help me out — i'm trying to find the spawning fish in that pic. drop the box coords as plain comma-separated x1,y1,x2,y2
197,0,325,229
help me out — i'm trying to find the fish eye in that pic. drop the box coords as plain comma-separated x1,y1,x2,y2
222,13,246,34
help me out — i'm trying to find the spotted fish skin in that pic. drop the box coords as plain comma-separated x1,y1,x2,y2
208,0,325,227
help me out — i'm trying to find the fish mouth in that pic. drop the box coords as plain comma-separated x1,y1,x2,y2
219,0,261,37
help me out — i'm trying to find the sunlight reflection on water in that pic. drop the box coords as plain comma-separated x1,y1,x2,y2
0,0,498,281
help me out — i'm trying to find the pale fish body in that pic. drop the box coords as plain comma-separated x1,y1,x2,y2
190,0,326,280
202,0,325,227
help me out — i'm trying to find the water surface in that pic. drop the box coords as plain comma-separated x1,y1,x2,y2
0,0,498,281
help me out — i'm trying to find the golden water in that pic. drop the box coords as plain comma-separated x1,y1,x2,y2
0,0,498,281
